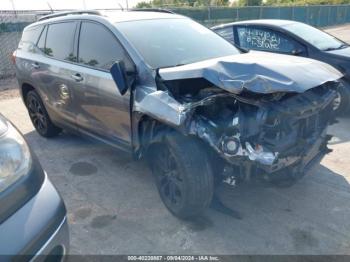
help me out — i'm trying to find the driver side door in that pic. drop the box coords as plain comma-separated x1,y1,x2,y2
72,21,135,150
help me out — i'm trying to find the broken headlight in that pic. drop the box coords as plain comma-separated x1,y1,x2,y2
0,116,32,193
245,142,278,166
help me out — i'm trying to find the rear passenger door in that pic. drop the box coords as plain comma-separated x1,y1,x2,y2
72,21,134,149
35,21,79,130
235,26,306,56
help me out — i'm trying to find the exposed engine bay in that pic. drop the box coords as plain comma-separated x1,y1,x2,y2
135,78,339,185
161,78,337,184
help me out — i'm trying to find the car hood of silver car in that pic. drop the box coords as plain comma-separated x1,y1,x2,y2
158,51,343,94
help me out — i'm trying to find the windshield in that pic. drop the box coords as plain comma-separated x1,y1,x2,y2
283,22,345,51
115,18,240,69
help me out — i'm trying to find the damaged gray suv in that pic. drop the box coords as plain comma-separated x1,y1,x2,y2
14,10,343,219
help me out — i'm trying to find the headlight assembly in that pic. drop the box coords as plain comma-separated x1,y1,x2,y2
0,116,32,193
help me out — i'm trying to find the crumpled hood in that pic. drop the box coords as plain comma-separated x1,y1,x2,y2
158,51,343,94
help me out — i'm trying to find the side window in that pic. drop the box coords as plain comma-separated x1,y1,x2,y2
45,22,77,61
37,25,47,53
215,27,234,44
78,22,132,71
21,26,43,44
237,26,297,54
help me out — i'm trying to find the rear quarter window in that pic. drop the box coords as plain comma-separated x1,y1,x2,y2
19,25,43,52
21,26,43,44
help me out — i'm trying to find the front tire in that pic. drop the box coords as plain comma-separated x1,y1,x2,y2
26,90,62,137
149,132,214,219
333,81,350,116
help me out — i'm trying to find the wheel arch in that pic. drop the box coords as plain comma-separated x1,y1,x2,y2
21,82,35,102
132,112,174,159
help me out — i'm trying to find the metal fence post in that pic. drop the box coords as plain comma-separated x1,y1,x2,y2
208,5,211,25
259,6,262,19
278,6,281,19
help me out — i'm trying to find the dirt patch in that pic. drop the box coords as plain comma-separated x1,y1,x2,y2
186,216,214,232
74,207,92,220
0,89,19,100
0,78,19,100
69,161,98,176
290,228,319,250
90,215,117,229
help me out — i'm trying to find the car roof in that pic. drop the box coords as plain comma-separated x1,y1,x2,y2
26,10,184,29
212,19,298,29
104,10,184,23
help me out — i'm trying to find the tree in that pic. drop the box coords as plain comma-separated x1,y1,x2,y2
135,1,152,8
238,0,263,6
264,0,350,5
135,0,230,7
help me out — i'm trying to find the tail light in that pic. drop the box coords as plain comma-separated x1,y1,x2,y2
11,51,16,64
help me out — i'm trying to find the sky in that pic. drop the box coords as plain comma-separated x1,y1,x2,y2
0,0,145,11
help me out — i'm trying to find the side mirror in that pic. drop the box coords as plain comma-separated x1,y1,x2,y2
291,48,303,56
110,61,129,95
237,46,249,53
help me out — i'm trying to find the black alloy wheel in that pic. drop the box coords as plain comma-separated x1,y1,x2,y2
27,94,47,133
153,145,184,210
26,90,61,137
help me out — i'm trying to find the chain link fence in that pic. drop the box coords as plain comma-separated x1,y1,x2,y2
1,5,350,79
172,4,350,27
0,11,46,79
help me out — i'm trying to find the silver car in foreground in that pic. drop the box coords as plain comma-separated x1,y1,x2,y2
0,114,69,260
14,10,343,219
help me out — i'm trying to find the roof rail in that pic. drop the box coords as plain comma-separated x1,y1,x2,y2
38,10,102,21
131,8,174,14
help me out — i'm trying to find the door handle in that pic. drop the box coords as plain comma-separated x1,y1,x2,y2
31,62,40,69
71,73,83,82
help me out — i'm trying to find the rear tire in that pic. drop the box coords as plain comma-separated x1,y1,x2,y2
148,132,214,219
26,90,62,137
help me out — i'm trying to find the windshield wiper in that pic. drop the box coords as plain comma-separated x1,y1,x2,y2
323,43,348,51
158,63,187,69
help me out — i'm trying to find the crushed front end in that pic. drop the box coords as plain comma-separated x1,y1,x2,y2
184,82,338,184
134,53,343,185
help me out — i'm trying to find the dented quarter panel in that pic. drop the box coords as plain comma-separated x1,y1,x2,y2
158,51,343,94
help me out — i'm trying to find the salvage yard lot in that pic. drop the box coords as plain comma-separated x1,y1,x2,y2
1,25,350,255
